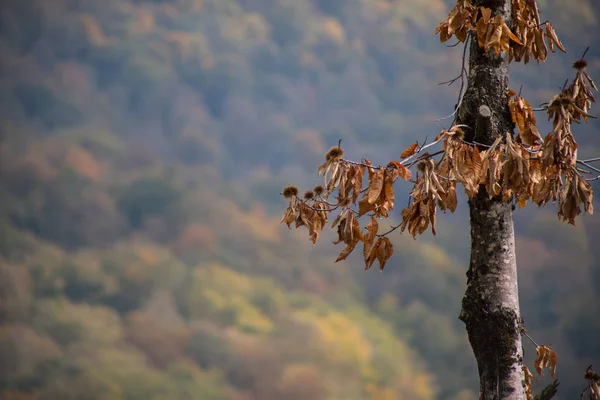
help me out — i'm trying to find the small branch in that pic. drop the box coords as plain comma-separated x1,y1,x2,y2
521,329,540,347
580,46,590,60
577,160,600,175
435,36,470,123
295,197,340,212
342,158,386,170
377,223,402,237
580,157,600,163
401,136,447,166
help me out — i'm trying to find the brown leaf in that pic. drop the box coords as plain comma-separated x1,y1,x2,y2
358,196,375,217
388,160,412,181
352,165,365,204
367,169,385,204
335,213,362,262
362,217,379,266
366,237,382,270
545,22,565,53
502,21,522,45
382,170,395,212
280,206,297,228
376,237,394,272
523,365,537,400
401,142,419,159
534,345,557,378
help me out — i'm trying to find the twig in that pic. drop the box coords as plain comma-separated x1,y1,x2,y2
401,135,447,165
296,197,340,212
577,160,600,175
580,157,600,163
444,40,462,48
377,223,402,237
435,35,470,123
521,329,540,347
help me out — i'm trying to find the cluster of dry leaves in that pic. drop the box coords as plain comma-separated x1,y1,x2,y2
583,366,600,400
435,0,564,62
281,59,596,267
281,0,597,269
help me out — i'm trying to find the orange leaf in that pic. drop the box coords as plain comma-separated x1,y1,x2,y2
400,143,419,159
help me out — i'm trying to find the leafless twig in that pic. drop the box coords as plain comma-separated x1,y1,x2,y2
435,35,470,124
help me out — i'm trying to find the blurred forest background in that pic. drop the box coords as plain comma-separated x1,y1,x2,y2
0,0,599,399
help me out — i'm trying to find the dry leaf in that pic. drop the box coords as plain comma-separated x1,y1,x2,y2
401,142,419,159
376,237,394,272
362,217,379,267
523,365,536,400
367,169,385,204
534,345,557,378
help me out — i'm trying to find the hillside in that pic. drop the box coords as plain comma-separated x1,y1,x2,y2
0,0,599,399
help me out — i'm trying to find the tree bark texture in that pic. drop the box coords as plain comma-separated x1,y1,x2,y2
458,0,525,399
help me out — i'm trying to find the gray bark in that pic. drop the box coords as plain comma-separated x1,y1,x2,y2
457,0,525,398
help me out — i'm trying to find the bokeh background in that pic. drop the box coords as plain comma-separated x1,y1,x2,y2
0,0,599,399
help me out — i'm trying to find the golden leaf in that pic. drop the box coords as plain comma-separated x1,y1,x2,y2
400,142,419,159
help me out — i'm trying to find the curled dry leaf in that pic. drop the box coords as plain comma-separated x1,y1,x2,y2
534,345,557,378
334,212,363,262
362,217,378,268
359,169,395,218
509,1,564,63
435,0,478,43
523,365,536,400
476,12,520,55
503,133,531,205
400,142,419,159
367,169,385,204
508,90,542,145
375,237,394,272
479,137,504,198
388,160,412,181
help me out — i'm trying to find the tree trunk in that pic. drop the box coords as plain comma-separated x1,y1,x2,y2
457,0,525,399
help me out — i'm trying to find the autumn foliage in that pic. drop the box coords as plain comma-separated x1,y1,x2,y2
282,59,597,268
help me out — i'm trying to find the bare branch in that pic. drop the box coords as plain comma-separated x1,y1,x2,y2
435,35,470,123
